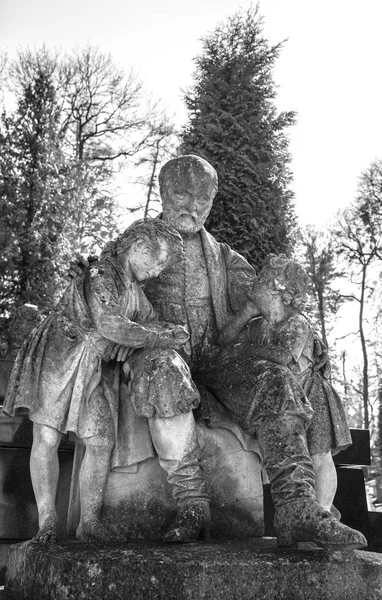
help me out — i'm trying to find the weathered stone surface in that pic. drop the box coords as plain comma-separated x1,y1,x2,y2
96,424,264,540
199,424,263,538
5,538,382,600
3,220,192,544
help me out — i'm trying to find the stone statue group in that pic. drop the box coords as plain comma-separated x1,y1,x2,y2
4,155,367,551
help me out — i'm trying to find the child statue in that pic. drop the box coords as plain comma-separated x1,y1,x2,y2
218,253,352,516
4,219,196,544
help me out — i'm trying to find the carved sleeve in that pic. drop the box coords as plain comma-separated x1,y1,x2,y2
84,264,159,349
223,244,258,313
275,315,311,364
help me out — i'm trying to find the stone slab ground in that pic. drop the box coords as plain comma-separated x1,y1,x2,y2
4,538,382,600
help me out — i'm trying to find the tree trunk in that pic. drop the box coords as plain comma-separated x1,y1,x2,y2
359,264,369,429
144,141,160,219
317,285,328,349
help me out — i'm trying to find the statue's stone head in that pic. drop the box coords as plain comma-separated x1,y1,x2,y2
256,254,309,311
104,218,184,282
159,155,218,234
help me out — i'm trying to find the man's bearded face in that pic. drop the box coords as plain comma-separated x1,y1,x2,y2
162,176,217,234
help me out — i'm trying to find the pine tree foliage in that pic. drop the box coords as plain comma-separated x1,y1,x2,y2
0,69,69,313
181,5,296,269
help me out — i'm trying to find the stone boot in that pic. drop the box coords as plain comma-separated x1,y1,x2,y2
162,501,211,543
149,412,210,543
330,505,341,520
255,413,367,550
274,500,366,550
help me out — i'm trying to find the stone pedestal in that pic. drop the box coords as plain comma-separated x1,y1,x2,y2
5,538,382,600
68,423,264,540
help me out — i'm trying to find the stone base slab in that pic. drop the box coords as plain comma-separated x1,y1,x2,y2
5,538,382,600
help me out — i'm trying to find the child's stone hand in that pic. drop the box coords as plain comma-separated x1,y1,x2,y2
156,325,190,349
67,254,95,279
242,300,261,319
110,344,131,362
122,361,131,380
171,325,190,346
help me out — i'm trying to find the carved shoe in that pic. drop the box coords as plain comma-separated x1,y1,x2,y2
274,499,367,550
162,501,211,543
330,505,341,520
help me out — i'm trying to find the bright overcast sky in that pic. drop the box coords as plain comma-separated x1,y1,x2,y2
2,0,382,228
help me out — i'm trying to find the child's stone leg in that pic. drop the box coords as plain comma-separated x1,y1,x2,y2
76,434,116,542
30,422,62,543
311,451,337,512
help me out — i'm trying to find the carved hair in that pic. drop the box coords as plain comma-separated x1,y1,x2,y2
158,154,218,196
258,254,309,310
102,219,183,266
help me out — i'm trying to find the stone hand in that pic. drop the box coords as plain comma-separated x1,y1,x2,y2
122,361,131,380
171,325,190,346
243,300,261,319
156,325,190,349
182,341,192,356
110,344,131,362
67,254,97,279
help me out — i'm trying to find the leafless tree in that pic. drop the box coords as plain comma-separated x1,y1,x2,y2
334,166,382,429
300,226,344,349
134,120,179,218
60,46,160,162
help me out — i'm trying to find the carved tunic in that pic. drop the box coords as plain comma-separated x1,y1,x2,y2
182,235,217,365
140,227,265,456
3,257,169,438
145,228,254,367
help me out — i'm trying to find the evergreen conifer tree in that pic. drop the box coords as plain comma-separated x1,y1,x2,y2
0,69,68,313
181,5,296,269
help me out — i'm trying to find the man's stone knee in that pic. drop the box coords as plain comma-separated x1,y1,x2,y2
129,348,200,418
82,433,114,451
131,394,199,418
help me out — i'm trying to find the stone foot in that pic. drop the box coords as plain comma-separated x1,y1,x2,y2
30,515,58,545
162,502,211,543
274,500,367,551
